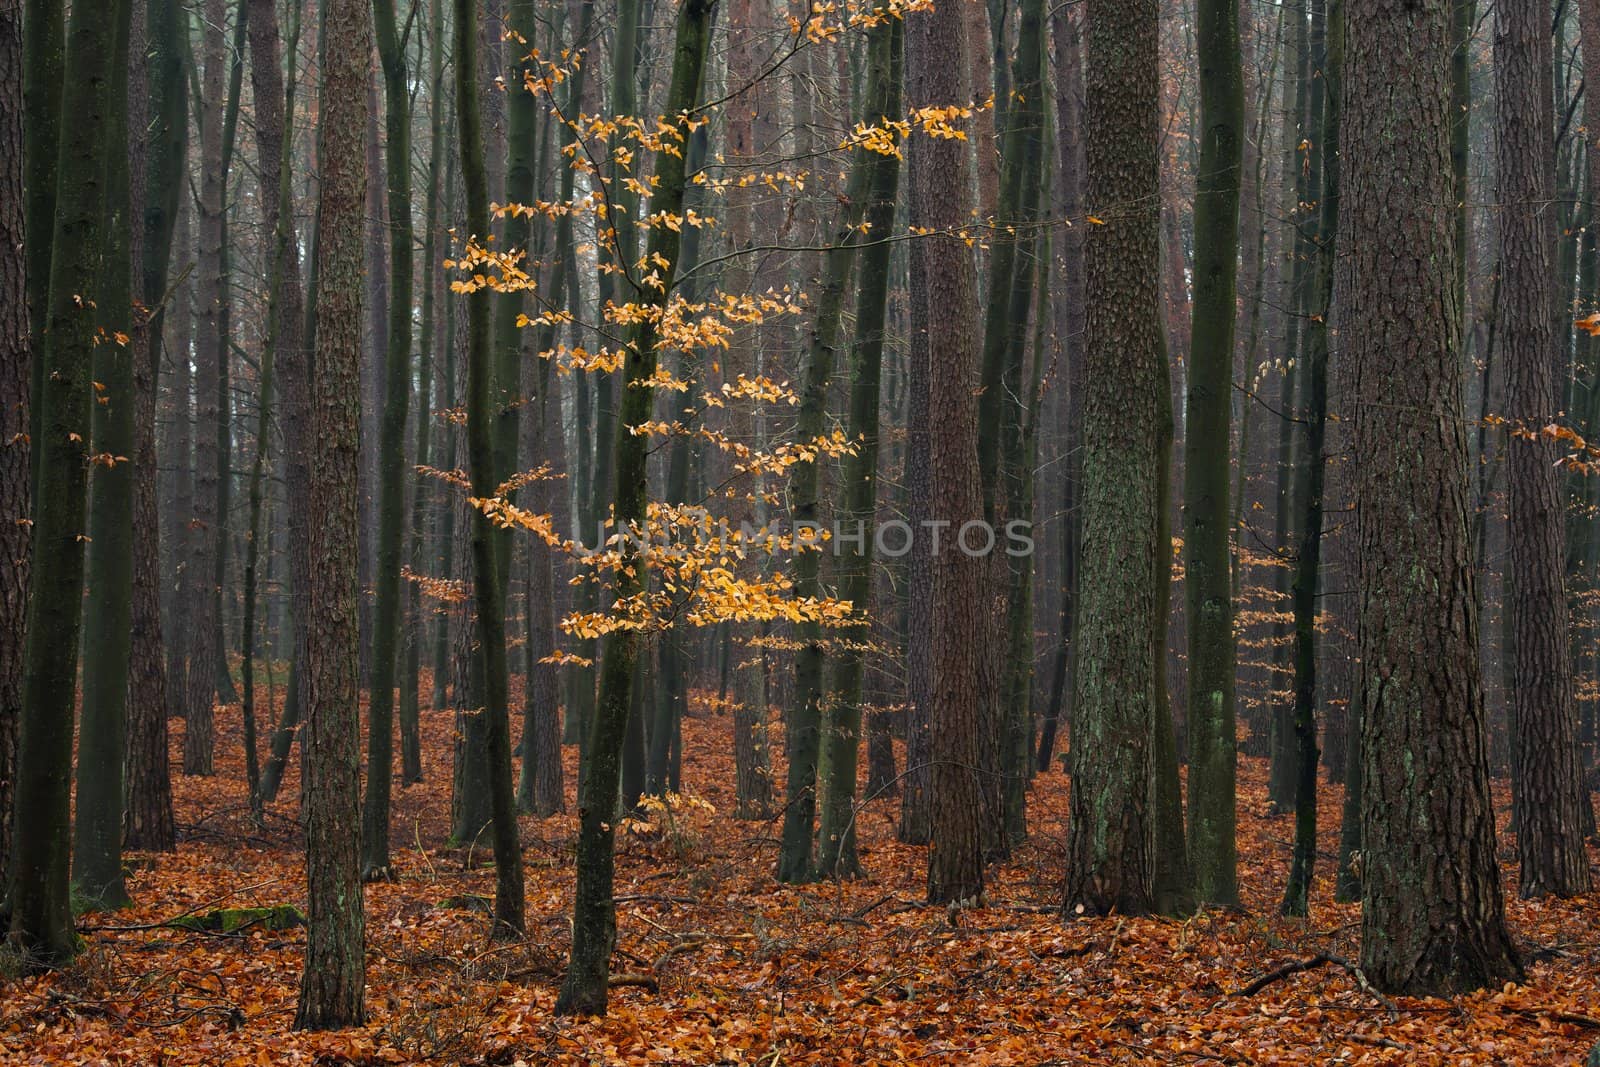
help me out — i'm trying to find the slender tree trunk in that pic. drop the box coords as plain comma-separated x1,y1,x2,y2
1182,0,1244,909
248,0,309,807
401,0,449,788
1282,0,1339,919
775,66,875,886
183,0,229,777
816,18,904,880
1343,0,1522,994
556,0,718,1014
454,0,525,941
0,0,27,885
124,0,187,857
295,0,370,1029
1037,4,1086,777
1498,0,1589,899
361,0,416,884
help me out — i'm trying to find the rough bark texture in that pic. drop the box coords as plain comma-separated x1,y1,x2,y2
1062,0,1163,919
294,0,370,1028
1342,0,1521,994
904,0,988,906
1497,0,1589,900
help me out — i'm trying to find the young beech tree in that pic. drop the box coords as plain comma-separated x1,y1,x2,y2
1342,0,1521,994
296,0,369,1028
454,0,525,941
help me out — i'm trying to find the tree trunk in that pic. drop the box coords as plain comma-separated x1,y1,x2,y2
1282,0,1339,919
454,0,525,941
816,17,904,880
1182,0,1244,909
73,0,138,910
1061,0,1163,919
294,0,370,1029
556,0,718,1015
361,0,416,884
0,0,27,886
183,0,228,777
904,0,988,906
1498,0,1590,900
10,0,130,969
1342,0,1522,994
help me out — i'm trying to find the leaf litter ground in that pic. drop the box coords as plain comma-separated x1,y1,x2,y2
3,682,1598,1064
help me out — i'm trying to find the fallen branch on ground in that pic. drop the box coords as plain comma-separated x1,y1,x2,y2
1230,952,1398,1019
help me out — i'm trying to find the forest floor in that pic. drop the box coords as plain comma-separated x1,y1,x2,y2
3,681,1599,1065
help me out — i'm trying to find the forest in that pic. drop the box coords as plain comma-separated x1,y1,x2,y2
3,0,1600,1060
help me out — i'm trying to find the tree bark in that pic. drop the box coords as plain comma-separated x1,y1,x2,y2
556,0,718,1014
294,0,370,1029
1343,0,1522,994
183,0,229,777
904,0,988,906
1061,0,1163,919
10,0,131,969
0,0,27,887
1182,0,1244,909
1498,0,1589,900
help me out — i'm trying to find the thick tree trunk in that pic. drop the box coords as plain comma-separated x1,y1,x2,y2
1343,0,1521,994
10,0,130,969
294,0,370,1029
1061,0,1164,919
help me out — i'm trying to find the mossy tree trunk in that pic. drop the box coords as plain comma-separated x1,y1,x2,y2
1181,0,1244,908
73,0,138,910
9,0,130,969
